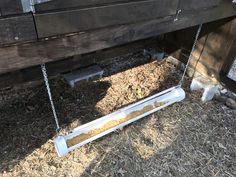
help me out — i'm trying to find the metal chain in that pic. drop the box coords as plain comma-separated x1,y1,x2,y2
179,24,203,87
41,64,61,133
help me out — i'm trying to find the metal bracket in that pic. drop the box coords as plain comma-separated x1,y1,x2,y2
21,0,52,13
174,9,182,21
21,0,35,13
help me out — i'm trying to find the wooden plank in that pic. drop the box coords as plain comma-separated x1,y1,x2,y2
165,17,236,90
190,18,236,79
0,0,23,16
34,0,178,38
0,38,157,88
221,36,236,74
179,0,220,11
219,38,236,92
160,17,235,62
0,14,37,45
35,0,139,12
0,1,235,74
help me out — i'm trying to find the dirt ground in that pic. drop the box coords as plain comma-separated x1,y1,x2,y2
0,52,236,177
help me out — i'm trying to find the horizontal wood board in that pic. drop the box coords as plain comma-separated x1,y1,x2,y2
0,15,37,45
0,0,235,74
34,0,178,38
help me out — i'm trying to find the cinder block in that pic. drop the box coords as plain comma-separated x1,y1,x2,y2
190,76,220,102
63,65,104,88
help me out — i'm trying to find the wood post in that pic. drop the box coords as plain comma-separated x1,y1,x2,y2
191,18,236,80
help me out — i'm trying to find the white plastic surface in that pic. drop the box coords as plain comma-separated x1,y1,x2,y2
54,86,185,156
54,136,68,157
190,76,219,102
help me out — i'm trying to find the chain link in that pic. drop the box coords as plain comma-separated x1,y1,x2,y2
41,64,61,133
179,24,203,87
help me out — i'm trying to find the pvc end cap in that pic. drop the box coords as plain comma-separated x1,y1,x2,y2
54,136,68,157
172,87,186,101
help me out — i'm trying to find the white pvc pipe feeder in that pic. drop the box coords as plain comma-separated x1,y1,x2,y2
54,86,185,156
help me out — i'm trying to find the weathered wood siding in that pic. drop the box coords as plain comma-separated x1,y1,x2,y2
179,0,220,11
0,15,36,45
34,0,178,38
0,0,235,75
0,0,23,16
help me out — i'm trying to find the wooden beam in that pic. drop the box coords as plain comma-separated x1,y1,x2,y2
165,16,236,91
190,18,236,80
0,0,23,16
179,0,220,11
35,0,221,13
163,17,236,62
163,16,236,79
0,38,157,88
0,1,235,74
34,0,178,38
35,0,143,12
0,14,37,45
221,36,236,74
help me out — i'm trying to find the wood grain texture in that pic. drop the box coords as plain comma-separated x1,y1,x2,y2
0,38,157,88
35,0,140,12
0,15,37,45
0,0,23,16
191,18,236,79
221,28,236,74
179,0,220,11
34,0,178,38
0,1,235,74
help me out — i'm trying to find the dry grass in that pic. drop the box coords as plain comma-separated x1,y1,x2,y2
0,53,235,177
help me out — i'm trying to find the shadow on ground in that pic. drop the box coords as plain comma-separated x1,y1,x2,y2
0,79,111,172
0,55,235,177
0,52,153,173
79,90,236,177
